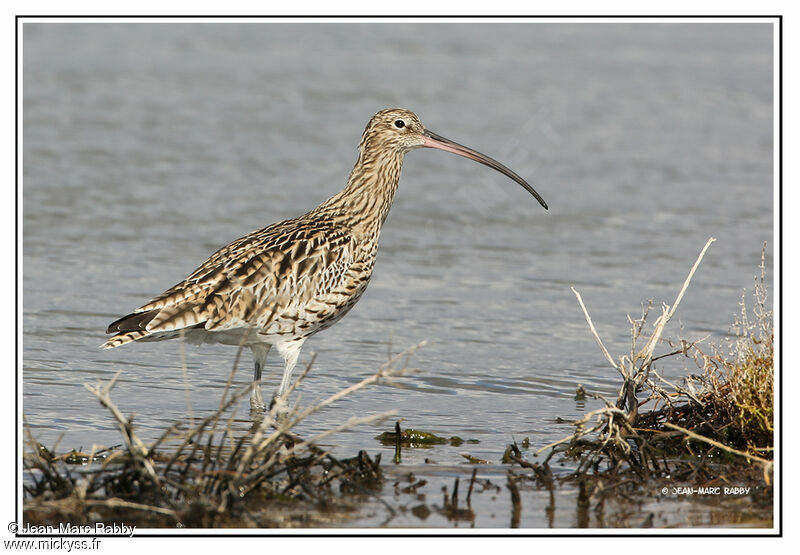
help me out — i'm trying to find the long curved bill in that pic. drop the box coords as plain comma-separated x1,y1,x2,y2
422,129,548,210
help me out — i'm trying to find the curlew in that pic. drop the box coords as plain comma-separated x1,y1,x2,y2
103,108,548,410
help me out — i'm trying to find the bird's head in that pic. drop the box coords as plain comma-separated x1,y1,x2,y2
360,108,427,153
359,108,548,209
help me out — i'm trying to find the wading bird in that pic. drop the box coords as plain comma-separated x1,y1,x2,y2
103,108,548,410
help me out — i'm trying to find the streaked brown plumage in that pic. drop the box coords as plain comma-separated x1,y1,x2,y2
103,108,548,410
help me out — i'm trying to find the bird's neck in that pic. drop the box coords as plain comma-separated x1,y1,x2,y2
319,146,404,234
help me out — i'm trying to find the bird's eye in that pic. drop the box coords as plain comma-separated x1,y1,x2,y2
394,120,405,129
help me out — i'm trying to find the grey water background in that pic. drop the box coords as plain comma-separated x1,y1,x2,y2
22,22,774,526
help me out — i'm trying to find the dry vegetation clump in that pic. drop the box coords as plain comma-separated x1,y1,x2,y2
23,343,424,528
528,238,774,487
704,248,773,454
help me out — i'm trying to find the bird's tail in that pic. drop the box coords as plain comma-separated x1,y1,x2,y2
100,330,150,349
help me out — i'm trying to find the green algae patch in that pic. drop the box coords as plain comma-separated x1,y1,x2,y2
376,428,448,447
376,429,474,447
377,423,478,464
460,454,490,464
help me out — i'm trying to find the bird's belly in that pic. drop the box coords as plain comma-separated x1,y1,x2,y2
286,259,374,336
278,283,369,337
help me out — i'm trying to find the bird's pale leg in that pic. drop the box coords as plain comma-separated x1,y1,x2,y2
275,338,307,399
250,343,271,411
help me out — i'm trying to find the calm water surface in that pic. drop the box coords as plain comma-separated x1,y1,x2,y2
22,22,774,527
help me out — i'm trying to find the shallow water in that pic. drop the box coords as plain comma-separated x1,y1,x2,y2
21,21,774,528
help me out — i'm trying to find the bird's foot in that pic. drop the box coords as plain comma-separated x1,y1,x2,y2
250,401,267,413
250,387,267,413
268,393,291,423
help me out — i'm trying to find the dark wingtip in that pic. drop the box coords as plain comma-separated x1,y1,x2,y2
106,309,159,334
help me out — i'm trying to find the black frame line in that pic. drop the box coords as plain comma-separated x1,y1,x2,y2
13,13,783,539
